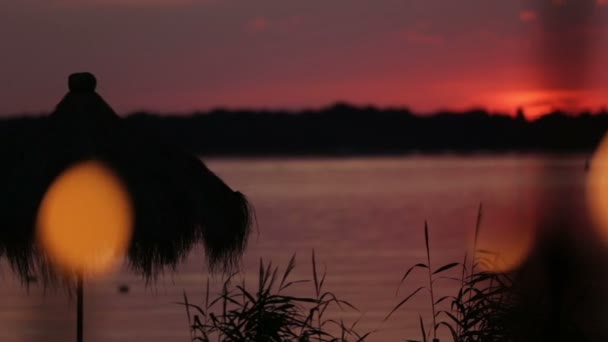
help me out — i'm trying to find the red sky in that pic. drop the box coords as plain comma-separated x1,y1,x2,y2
2,0,608,118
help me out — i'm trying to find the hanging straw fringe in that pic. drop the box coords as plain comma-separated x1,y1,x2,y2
0,73,252,285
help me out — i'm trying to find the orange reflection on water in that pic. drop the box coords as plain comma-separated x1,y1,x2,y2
475,223,536,273
36,160,133,277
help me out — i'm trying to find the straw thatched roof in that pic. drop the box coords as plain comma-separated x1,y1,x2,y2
0,73,252,283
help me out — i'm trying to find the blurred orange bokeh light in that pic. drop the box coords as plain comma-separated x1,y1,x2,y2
37,160,133,277
475,223,535,273
587,135,608,243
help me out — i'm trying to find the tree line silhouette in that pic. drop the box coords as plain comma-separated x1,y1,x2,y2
2,103,608,156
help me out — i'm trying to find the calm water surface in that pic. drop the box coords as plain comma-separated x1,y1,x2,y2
0,155,594,341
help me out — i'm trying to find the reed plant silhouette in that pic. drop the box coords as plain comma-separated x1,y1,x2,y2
385,203,591,342
384,205,523,342
445,204,516,342
180,251,372,342
384,220,460,342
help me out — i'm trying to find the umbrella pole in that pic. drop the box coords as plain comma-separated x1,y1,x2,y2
77,272,84,342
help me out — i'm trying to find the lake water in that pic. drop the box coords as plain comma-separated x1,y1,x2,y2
0,155,600,341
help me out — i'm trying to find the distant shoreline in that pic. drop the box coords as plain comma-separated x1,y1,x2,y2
197,150,595,158
2,104,607,155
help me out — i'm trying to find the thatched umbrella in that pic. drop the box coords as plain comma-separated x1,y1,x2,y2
0,72,252,341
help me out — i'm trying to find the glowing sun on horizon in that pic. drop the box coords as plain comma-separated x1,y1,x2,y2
491,89,590,119
37,160,134,277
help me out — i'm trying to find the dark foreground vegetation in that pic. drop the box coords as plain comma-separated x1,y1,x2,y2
181,206,591,342
181,251,371,342
3,104,608,156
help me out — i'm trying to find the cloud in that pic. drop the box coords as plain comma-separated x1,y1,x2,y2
54,0,211,8
246,17,270,33
402,29,444,46
519,10,537,22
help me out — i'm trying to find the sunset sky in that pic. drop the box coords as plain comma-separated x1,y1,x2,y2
2,0,608,118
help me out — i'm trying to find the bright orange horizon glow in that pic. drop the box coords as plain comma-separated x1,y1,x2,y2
488,89,598,120
37,160,134,277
